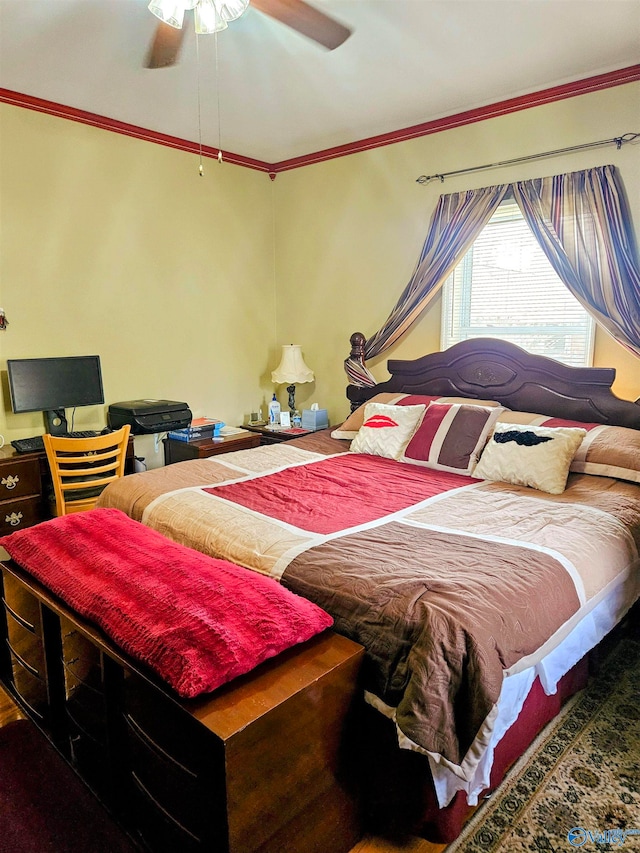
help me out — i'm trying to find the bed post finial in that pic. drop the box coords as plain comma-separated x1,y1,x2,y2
345,332,377,412
349,332,366,363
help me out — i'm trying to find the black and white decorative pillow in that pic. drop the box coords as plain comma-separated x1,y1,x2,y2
473,422,587,494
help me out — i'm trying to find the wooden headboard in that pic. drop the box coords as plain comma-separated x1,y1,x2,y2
346,335,640,429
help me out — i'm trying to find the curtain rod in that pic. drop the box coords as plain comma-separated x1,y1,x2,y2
415,132,640,185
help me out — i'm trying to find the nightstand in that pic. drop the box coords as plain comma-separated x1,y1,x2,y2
162,431,261,465
241,424,316,446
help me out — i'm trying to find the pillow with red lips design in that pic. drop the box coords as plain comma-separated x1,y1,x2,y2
349,401,426,459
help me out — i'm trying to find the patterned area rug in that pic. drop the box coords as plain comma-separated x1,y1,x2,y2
448,637,640,852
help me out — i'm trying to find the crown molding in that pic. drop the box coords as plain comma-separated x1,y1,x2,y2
0,88,271,174
271,65,640,173
1,64,638,177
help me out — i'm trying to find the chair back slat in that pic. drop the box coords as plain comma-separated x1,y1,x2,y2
43,426,131,516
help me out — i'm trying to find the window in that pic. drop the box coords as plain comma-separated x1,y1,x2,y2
441,199,595,366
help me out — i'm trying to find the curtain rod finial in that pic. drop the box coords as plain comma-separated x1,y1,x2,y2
415,174,444,186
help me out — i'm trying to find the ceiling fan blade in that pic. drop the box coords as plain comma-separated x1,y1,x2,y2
145,21,187,69
251,0,351,49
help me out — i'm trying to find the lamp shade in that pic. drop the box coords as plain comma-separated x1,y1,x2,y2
271,345,314,385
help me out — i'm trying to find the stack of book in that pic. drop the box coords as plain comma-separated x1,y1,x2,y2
167,418,225,443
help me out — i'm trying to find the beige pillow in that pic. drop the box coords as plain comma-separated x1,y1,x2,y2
331,394,409,440
332,393,502,440
473,422,587,494
570,423,640,483
350,402,426,460
496,412,640,485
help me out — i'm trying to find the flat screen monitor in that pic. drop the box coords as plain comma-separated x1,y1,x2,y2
7,355,104,435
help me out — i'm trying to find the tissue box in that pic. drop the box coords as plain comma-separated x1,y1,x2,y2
301,409,329,431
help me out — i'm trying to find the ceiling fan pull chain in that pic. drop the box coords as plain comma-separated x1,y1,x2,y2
196,31,204,175
215,31,223,164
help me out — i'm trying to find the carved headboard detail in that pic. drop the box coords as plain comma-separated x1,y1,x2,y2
346,337,640,429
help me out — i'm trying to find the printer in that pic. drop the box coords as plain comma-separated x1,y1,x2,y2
107,399,192,434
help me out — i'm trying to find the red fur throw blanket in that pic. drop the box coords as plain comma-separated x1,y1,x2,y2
1,508,333,698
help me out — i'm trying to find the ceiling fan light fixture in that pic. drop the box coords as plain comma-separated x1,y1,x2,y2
148,0,188,29
145,0,351,69
194,0,250,34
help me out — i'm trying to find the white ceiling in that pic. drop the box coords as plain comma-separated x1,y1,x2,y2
1,0,639,164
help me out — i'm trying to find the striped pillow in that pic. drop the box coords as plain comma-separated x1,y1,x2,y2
400,402,504,475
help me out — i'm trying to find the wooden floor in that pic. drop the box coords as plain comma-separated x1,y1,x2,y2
0,683,26,727
351,835,446,853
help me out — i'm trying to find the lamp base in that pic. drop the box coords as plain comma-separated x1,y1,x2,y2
287,384,296,415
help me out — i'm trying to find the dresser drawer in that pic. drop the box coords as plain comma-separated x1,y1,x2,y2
122,672,216,845
6,640,48,719
0,496,45,534
128,777,205,853
61,621,105,699
2,573,49,718
2,572,45,633
5,613,46,677
68,724,111,796
125,710,208,840
0,458,40,500
123,674,212,778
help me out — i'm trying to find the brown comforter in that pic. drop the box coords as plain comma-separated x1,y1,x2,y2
98,431,640,767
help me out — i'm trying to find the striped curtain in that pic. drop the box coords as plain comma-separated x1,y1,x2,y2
512,165,640,358
347,165,640,386
344,184,509,386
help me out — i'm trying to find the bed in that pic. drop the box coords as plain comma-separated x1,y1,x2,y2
88,337,640,841
17,339,640,844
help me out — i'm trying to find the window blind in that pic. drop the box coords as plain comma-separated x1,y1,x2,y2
441,200,594,366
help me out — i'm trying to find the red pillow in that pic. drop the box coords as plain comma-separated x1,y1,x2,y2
1,508,333,698
401,402,504,475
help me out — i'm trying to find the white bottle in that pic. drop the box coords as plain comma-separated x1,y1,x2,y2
268,393,281,425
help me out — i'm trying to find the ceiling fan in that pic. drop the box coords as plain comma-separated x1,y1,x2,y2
145,0,352,69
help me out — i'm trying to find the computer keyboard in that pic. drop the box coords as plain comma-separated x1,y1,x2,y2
11,436,45,453
12,430,106,454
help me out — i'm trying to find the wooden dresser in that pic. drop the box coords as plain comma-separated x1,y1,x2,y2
0,439,135,535
0,558,364,853
0,450,43,534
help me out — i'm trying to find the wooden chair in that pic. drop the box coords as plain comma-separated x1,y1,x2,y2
43,425,131,516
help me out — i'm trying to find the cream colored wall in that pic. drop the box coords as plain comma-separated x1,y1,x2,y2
1,83,638,462
0,105,276,466
273,82,640,425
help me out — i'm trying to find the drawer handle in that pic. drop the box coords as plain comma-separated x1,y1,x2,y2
5,512,24,527
6,684,45,722
2,597,37,632
124,713,197,779
1,475,19,490
131,771,201,843
6,638,41,678
65,705,106,746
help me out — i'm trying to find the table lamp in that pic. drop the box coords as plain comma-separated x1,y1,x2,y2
271,345,314,415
